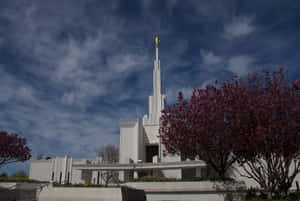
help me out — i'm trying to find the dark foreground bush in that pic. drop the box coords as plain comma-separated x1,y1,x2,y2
245,190,300,201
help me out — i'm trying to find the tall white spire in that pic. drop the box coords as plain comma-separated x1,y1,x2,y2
153,36,161,98
155,36,159,61
143,36,166,125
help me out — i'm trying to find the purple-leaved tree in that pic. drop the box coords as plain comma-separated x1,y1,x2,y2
160,68,300,198
0,131,31,167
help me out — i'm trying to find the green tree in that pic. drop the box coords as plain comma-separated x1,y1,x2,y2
36,153,43,160
11,170,28,178
0,172,7,178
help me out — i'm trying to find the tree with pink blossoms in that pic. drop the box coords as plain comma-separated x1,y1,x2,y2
159,68,300,198
160,81,243,180
232,69,300,198
0,131,31,167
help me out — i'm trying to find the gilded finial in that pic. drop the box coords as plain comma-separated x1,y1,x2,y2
154,35,160,48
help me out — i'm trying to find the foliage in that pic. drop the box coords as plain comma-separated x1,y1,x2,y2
130,176,177,182
36,153,44,160
159,68,300,198
160,76,243,179
100,171,118,187
52,183,119,187
0,172,7,178
0,177,47,183
0,131,31,167
11,170,28,178
224,193,235,201
129,175,234,182
45,156,51,160
231,69,300,198
245,191,300,201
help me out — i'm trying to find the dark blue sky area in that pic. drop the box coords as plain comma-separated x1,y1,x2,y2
0,0,300,175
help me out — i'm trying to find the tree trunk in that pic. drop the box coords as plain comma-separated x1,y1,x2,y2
267,191,272,200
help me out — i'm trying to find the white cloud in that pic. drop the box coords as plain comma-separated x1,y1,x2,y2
200,49,223,65
200,78,217,89
61,92,76,106
184,0,234,23
108,53,148,73
16,86,35,102
0,69,15,102
181,87,194,99
228,56,254,76
199,49,224,72
166,87,194,103
0,68,38,104
0,0,190,163
224,16,255,39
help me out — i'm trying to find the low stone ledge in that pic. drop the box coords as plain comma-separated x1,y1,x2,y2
124,181,246,193
38,185,146,201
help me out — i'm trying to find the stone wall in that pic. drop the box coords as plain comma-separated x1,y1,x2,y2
0,187,37,201
38,185,146,201
125,181,246,193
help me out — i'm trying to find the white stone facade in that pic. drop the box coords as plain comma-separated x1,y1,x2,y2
29,156,113,185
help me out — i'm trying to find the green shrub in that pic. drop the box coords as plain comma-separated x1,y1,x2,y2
10,170,28,178
246,196,265,201
52,183,120,187
225,193,234,201
129,176,234,182
0,177,48,183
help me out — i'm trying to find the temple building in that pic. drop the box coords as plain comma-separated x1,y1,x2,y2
29,37,300,190
119,36,185,180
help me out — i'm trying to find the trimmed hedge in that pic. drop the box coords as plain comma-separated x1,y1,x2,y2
0,177,48,183
129,176,234,182
52,183,120,187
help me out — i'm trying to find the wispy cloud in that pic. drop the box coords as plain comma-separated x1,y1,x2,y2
200,78,217,89
201,49,222,65
0,0,299,176
166,87,194,103
228,56,255,76
224,16,256,39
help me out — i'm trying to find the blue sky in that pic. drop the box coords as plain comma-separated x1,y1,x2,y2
0,0,300,175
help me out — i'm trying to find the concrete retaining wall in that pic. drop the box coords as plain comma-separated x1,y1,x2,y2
125,181,246,192
146,191,246,201
0,187,37,201
125,181,246,201
0,182,47,201
38,186,146,201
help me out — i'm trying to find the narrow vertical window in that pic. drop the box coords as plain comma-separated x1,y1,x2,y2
59,172,62,184
51,172,54,181
67,172,70,184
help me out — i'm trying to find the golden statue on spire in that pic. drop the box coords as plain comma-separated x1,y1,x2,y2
154,35,160,48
